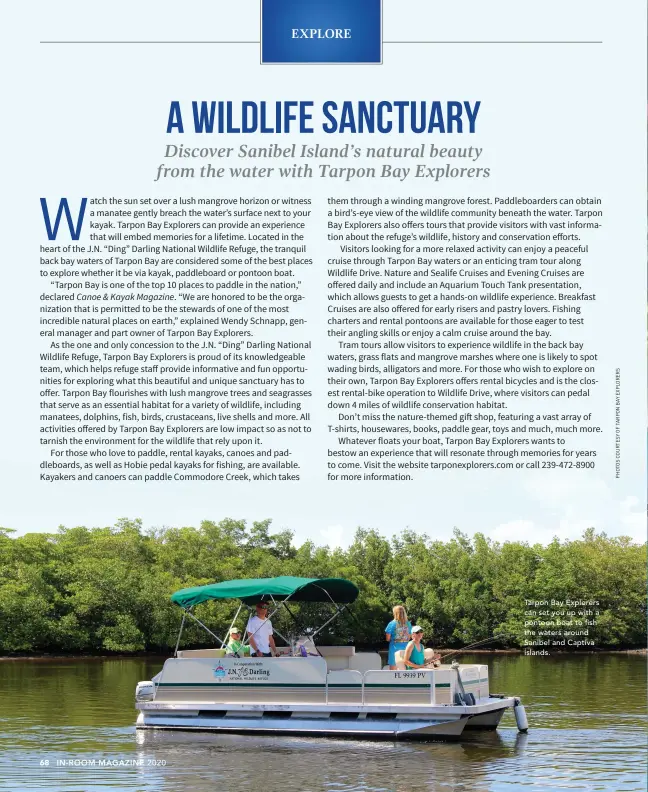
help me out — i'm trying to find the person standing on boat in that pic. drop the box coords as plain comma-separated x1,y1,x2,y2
246,601,277,657
385,605,412,669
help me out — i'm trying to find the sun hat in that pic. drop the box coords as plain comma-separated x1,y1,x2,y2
411,625,424,633
229,626,241,635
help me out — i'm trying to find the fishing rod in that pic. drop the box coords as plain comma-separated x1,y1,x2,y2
439,633,512,664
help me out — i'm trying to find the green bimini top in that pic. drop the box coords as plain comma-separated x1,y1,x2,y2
170,576,359,609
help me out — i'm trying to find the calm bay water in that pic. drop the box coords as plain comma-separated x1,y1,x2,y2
0,653,645,792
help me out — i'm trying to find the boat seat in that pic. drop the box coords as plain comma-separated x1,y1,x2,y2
316,646,355,657
317,646,355,670
349,652,382,673
394,648,436,669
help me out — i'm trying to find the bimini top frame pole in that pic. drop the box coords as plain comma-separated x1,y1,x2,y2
221,602,243,648
308,603,347,642
169,576,359,654
173,610,187,657
179,608,226,647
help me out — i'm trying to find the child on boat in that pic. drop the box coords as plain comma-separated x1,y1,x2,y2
225,627,249,657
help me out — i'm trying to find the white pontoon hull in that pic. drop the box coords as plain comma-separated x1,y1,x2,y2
135,654,523,740
136,698,515,740
137,711,470,739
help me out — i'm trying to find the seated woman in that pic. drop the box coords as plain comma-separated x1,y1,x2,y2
403,625,440,669
385,605,412,670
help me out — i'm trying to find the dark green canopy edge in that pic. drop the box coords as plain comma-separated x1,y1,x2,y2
170,575,359,609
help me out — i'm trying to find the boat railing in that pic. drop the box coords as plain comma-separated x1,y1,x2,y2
363,669,437,705
325,669,364,704
149,655,478,706
325,668,438,705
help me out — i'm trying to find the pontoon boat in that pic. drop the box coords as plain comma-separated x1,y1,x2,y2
135,577,528,740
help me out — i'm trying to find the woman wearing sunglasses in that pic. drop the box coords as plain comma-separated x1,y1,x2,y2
403,625,434,669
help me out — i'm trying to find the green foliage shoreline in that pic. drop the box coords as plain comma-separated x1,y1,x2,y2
0,519,645,654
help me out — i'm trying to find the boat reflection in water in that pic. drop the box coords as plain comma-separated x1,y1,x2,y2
133,728,532,792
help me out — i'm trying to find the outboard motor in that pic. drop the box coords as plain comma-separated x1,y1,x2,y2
135,681,155,701
451,661,475,705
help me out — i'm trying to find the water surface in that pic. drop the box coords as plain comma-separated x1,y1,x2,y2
0,654,645,792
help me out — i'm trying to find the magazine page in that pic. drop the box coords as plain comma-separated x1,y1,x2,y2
2,1,646,790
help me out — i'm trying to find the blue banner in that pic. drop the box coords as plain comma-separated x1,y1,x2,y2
262,0,382,64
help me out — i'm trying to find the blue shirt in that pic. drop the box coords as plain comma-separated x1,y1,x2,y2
385,619,412,644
